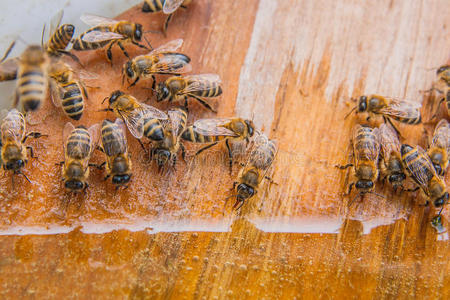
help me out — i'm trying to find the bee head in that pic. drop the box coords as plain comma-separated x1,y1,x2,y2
389,173,406,185
22,45,46,65
236,183,255,202
156,82,170,102
355,179,373,191
400,144,413,156
434,192,449,207
123,60,135,80
64,179,85,191
112,174,131,185
134,24,143,41
5,159,25,171
244,120,255,137
357,96,368,112
64,24,75,37
154,149,171,167
108,90,124,106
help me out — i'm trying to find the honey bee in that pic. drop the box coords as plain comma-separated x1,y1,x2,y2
152,107,187,169
181,117,255,172
48,61,90,121
123,39,191,88
429,65,450,118
155,74,222,112
72,14,149,64
0,41,19,82
102,90,168,142
401,144,448,214
336,124,381,203
427,119,450,175
345,95,422,134
15,45,49,113
378,123,406,190
61,122,99,191
142,0,192,34
0,109,45,185
230,134,277,210
99,119,132,187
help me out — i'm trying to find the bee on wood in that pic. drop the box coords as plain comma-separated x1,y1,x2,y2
336,124,382,203
98,119,132,188
401,144,448,215
345,95,422,135
0,109,45,185
429,65,450,118
152,107,187,169
155,74,222,112
123,39,191,88
378,123,406,190
60,122,99,191
142,0,192,34
48,61,92,121
72,14,149,64
427,119,450,176
230,134,277,210
102,90,168,142
0,41,19,82
181,117,255,173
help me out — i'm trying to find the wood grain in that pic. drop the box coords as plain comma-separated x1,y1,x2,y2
0,0,449,299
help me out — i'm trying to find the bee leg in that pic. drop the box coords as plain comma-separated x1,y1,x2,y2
81,82,89,100
225,139,233,174
366,116,371,121
104,174,110,181
405,186,420,193
19,171,31,183
22,131,47,143
26,146,36,159
195,142,218,155
335,163,353,169
162,14,174,36
117,41,130,59
184,96,189,111
180,143,186,162
89,163,104,170
189,95,217,113
132,41,150,51
151,75,156,90
55,161,65,166
265,176,278,185
431,97,445,120
344,182,354,196
232,181,238,190
137,139,148,153
383,116,403,138
106,41,115,66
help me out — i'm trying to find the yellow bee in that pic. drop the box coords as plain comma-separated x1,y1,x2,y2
102,90,168,142
15,45,49,113
378,123,406,190
61,122,100,191
337,124,381,203
0,109,45,185
48,61,91,121
181,117,255,172
123,39,191,88
152,107,187,169
346,95,422,134
401,144,448,215
142,0,193,34
72,14,149,64
427,119,450,175
0,41,19,82
155,73,222,112
99,119,132,187
231,134,277,210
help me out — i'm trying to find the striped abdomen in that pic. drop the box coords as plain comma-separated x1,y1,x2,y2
401,145,434,184
1,109,25,142
47,24,75,54
16,67,47,112
171,107,188,134
66,126,91,159
250,139,276,171
101,120,126,157
143,117,164,141
72,26,113,51
60,81,84,120
390,114,421,125
142,0,165,12
187,80,222,98
181,127,226,143
354,126,378,162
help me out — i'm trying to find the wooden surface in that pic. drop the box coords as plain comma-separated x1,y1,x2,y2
0,0,450,299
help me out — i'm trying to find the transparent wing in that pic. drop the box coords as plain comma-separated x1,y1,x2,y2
82,31,124,43
431,119,450,151
49,79,63,108
1,109,25,142
115,118,127,141
148,39,183,55
352,125,380,165
62,122,75,153
181,74,221,94
151,55,192,74
403,146,436,195
77,69,99,80
103,120,127,155
379,98,421,119
192,118,237,136
163,0,184,14
80,14,119,26
168,108,186,138
88,123,100,155
49,9,64,38
121,103,167,139
378,123,401,160
248,135,277,171
0,58,19,81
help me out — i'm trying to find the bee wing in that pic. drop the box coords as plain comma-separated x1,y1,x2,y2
180,74,221,94
49,79,63,108
431,119,450,151
163,0,185,14
150,54,192,74
0,58,19,81
87,123,101,155
114,118,127,142
352,125,380,166
249,135,277,171
378,123,400,160
1,109,25,143
379,98,421,120
77,69,99,80
121,104,167,139
192,118,237,137
403,146,436,195
103,119,127,155
80,14,119,26
49,9,64,38
168,109,186,138
148,39,183,55
62,122,75,153
81,31,124,43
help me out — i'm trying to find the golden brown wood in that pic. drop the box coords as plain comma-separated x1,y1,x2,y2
0,0,449,298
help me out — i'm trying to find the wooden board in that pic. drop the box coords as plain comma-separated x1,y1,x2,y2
0,0,449,298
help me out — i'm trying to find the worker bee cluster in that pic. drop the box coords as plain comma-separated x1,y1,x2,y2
0,1,277,212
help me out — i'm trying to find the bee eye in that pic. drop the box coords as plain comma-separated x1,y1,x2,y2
358,97,367,112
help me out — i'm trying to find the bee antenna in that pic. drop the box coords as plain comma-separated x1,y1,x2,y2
0,40,16,63
143,36,153,50
101,96,109,104
41,24,46,47
344,106,356,120
368,191,386,199
437,206,444,217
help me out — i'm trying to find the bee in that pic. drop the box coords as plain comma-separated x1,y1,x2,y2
15,45,49,113
99,119,132,187
142,0,192,34
378,123,406,190
48,62,90,121
427,119,450,176
72,14,149,64
61,122,99,191
401,144,448,214
336,125,381,203
429,65,450,118
152,107,187,169
0,109,45,185
230,134,277,210
123,39,191,88
102,90,168,142
345,95,422,135
155,74,222,112
0,41,19,82
181,117,255,172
